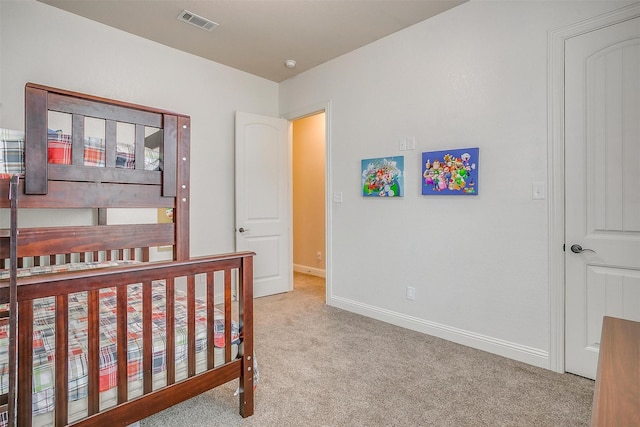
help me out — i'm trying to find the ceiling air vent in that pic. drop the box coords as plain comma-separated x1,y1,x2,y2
177,10,219,31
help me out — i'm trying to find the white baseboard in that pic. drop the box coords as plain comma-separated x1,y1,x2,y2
293,263,326,278
328,295,550,369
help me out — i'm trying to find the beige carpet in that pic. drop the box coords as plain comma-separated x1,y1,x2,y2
141,273,594,427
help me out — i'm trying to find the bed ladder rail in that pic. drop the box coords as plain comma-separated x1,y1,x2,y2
10,246,151,268
4,175,19,427
0,309,10,417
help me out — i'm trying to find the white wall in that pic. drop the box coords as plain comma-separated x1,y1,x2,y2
280,0,635,368
2,0,636,370
0,0,279,256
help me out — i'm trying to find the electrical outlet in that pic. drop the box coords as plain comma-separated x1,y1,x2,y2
406,286,416,301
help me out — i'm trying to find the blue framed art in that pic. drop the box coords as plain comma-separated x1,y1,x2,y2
422,147,478,195
361,156,404,197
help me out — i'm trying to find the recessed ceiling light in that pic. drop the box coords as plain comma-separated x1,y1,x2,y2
284,59,297,69
177,10,219,31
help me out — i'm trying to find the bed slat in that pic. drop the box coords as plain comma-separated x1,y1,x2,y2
142,248,150,263
224,269,232,363
71,362,242,427
0,224,174,260
47,92,162,128
206,272,215,369
17,300,34,426
187,275,196,377
116,286,128,404
166,278,176,386
134,125,145,171
142,281,153,395
0,180,168,209
72,113,84,166
47,165,162,187
87,290,100,415
105,120,117,169
55,294,69,426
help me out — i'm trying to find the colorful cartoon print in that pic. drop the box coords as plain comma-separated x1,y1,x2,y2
421,148,478,195
361,156,404,197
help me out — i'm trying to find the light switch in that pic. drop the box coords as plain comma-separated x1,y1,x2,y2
333,192,343,203
532,182,546,200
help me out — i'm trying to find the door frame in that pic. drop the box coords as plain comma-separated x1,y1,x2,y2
282,101,332,304
547,3,640,373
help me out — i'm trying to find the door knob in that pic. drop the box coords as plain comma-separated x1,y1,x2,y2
238,227,249,233
570,244,595,254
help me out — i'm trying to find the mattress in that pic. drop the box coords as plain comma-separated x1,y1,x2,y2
0,278,239,426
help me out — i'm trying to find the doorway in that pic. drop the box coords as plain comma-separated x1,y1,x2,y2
235,104,330,301
563,14,640,380
548,3,640,376
292,112,326,285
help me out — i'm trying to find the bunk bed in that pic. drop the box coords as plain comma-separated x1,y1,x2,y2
0,83,255,426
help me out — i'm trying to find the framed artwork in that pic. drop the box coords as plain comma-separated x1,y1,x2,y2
361,156,404,197
421,147,478,195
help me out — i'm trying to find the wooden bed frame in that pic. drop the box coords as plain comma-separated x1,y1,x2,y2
0,83,255,426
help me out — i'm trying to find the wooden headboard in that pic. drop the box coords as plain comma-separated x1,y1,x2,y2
1,83,191,262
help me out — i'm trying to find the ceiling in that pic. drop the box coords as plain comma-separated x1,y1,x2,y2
38,0,467,83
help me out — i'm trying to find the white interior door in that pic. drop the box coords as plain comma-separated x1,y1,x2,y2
565,16,640,379
235,111,292,297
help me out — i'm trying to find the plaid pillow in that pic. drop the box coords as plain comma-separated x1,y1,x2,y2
116,143,135,169
83,137,105,167
0,128,25,175
47,130,72,164
48,134,106,167
144,147,161,171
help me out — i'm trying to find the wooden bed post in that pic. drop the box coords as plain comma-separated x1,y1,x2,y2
239,254,254,417
24,86,48,195
174,116,190,261
7,175,19,427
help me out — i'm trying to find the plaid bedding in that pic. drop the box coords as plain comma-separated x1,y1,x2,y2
81,137,106,167
0,280,239,418
0,260,138,280
143,147,161,171
47,131,105,167
116,143,135,169
0,128,161,175
47,130,72,164
0,129,25,178
115,144,161,171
